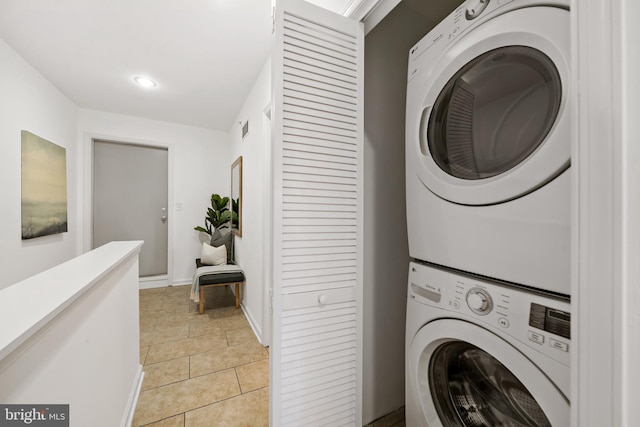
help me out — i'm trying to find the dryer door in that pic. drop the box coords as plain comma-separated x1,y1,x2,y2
407,7,570,205
407,319,569,426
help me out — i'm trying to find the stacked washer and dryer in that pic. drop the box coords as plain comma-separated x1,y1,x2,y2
404,0,571,425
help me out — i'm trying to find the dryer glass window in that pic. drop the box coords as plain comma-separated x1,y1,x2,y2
429,341,551,427
428,46,562,180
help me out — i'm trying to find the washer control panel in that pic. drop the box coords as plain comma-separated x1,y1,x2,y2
529,302,570,339
408,261,570,365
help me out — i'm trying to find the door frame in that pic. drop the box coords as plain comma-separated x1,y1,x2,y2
262,103,273,347
83,132,174,288
571,0,640,425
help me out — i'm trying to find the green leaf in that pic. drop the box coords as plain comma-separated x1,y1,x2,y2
194,226,211,235
196,193,234,233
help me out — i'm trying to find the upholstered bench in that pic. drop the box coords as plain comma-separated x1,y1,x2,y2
190,230,244,314
193,258,245,314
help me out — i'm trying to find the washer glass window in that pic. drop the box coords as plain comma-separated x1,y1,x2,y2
428,46,562,180
429,341,551,427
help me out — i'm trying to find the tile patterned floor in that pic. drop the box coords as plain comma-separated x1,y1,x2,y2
134,284,269,427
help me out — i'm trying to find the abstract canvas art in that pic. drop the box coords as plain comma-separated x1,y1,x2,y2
21,131,68,239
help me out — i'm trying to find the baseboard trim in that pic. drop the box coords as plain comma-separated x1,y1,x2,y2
121,364,144,427
241,303,264,345
139,276,168,289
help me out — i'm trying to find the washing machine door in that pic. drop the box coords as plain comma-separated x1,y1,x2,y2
408,319,569,426
407,7,570,205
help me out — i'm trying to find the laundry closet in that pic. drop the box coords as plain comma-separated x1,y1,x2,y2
269,0,640,425
368,0,573,425
362,1,640,426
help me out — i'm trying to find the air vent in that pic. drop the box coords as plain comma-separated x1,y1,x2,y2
241,120,249,140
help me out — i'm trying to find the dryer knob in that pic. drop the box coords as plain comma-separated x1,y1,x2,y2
466,288,493,315
465,0,490,20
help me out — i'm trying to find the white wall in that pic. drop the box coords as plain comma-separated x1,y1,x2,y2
229,57,272,343
362,4,443,423
0,39,79,290
77,109,230,284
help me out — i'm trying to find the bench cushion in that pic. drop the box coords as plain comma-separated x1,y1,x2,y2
195,258,245,285
199,271,245,285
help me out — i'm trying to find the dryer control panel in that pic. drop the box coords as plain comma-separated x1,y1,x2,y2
407,0,516,82
408,261,570,366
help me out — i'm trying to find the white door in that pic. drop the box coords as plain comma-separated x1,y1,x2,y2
93,140,168,277
271,0,364,425
407,319,569,426
406,6,571,205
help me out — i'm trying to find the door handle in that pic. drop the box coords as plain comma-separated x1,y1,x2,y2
161,207,167,223
419,106,432,156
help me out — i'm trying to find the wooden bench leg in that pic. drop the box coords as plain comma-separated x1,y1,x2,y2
235,283,240,309
198,283,242,314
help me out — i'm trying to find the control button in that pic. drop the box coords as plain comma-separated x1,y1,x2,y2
466,0,490,20
528,331,545,345
452,300,460,309
550,338,569,352
466,288,493,315
498,318,509,328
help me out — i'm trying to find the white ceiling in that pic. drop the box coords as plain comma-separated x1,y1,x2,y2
0,0,286,131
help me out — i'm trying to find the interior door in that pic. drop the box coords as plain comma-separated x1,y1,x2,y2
93,140,168,277
271,0,364,425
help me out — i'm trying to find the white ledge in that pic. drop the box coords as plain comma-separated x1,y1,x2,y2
0,240,143,362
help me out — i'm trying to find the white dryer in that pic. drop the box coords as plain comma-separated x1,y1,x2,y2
405,0,571,295
406,261,570,426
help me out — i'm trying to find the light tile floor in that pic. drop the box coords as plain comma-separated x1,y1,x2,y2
133,284,269,427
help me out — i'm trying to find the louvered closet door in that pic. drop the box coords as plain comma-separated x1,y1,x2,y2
271,1,364,426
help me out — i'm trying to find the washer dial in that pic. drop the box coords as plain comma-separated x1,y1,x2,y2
466,288,493,315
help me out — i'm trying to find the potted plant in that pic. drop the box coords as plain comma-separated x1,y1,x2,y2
194,193,232,238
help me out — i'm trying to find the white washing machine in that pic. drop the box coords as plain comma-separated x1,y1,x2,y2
405,0,571,295
406,261,570,426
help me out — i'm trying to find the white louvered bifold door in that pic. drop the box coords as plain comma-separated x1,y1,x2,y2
271,1,364,425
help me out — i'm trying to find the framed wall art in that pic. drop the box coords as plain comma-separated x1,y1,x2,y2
21,130,68,239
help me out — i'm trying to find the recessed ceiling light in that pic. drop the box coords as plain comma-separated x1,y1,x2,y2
133,76,157,88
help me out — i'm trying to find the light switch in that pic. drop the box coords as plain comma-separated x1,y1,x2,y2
175,202,183,211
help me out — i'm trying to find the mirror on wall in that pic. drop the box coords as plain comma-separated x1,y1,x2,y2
231,156,243,237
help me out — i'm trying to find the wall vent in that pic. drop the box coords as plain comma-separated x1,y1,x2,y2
241,120,249,140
